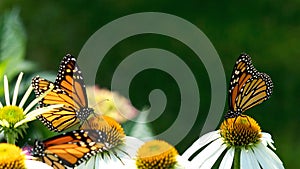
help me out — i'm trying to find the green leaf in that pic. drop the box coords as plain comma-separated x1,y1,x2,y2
0,9,29,96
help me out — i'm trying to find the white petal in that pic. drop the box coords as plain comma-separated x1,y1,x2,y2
4,75,10,106
253,143,284,169
96,155,124,168
241,148,259,169
12,72,23,106
14,104,63,128
219,147,234,169
124,159,137,168
122,136,144,157
99,158,136,169
190,137,225,168
252,145,274,168
0,119,9,127
0,120,5,127
262,145,283,167
258,142,284,168
19,85,33,108
14,120,30,128
261,132,272,142
25,160,53,169
182,130,220,159
248,148,261,169
176,156,194,169
198,143,227,169
261,132,276,150
95,154,100,169
23,85,54,114
0,100,3,108
76,156,96,169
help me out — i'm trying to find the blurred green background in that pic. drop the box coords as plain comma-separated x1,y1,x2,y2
0,1,299,168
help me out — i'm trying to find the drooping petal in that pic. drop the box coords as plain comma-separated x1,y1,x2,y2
198,142,227,169
122,136,144,157
248,148,261,169
95,155,101,169
254,143,284,169
261,132,272,142
261,132,276,150
76,136,143,169
252,143,283,169
76,156,96,169
182,130,220,159
241,148,259,169
219,147,234,169
190,137,225,168
262,145,283,167
12,72,23,106
252,145,274,168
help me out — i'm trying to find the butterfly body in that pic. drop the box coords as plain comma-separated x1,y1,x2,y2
76,107,94,121
225,53,273,119
32,54,94,132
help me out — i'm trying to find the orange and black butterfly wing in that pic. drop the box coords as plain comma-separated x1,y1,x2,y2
55,54,88,109
32,130,105,169
228,53,257,112
226,53,273,118
32,54,93,132
32,76,80,132
235,73,273,112
54,54,93,125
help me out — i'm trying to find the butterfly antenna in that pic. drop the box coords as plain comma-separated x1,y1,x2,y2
91,99,110,108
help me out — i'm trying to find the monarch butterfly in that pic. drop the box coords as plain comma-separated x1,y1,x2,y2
32,129,106,169
32,54,94,132
225,53,273,119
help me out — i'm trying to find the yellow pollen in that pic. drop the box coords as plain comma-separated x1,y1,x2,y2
136,140,178,169
0,143,25,169
81,114,125,148
0,106,25,126
220,115,262,147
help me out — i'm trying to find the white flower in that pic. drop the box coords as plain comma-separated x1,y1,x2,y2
76,115,195,169
78,139,195,169
0,143,52,169
76,114,143,169
0,72,62,143
182,116,284,169
76,136,144,169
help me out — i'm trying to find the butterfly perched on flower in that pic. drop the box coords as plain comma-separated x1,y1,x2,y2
31,129,106,169
32,54,94,132
225,53,273,119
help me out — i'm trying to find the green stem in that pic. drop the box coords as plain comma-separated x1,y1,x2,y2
6,132,16,144
233,147,241,169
